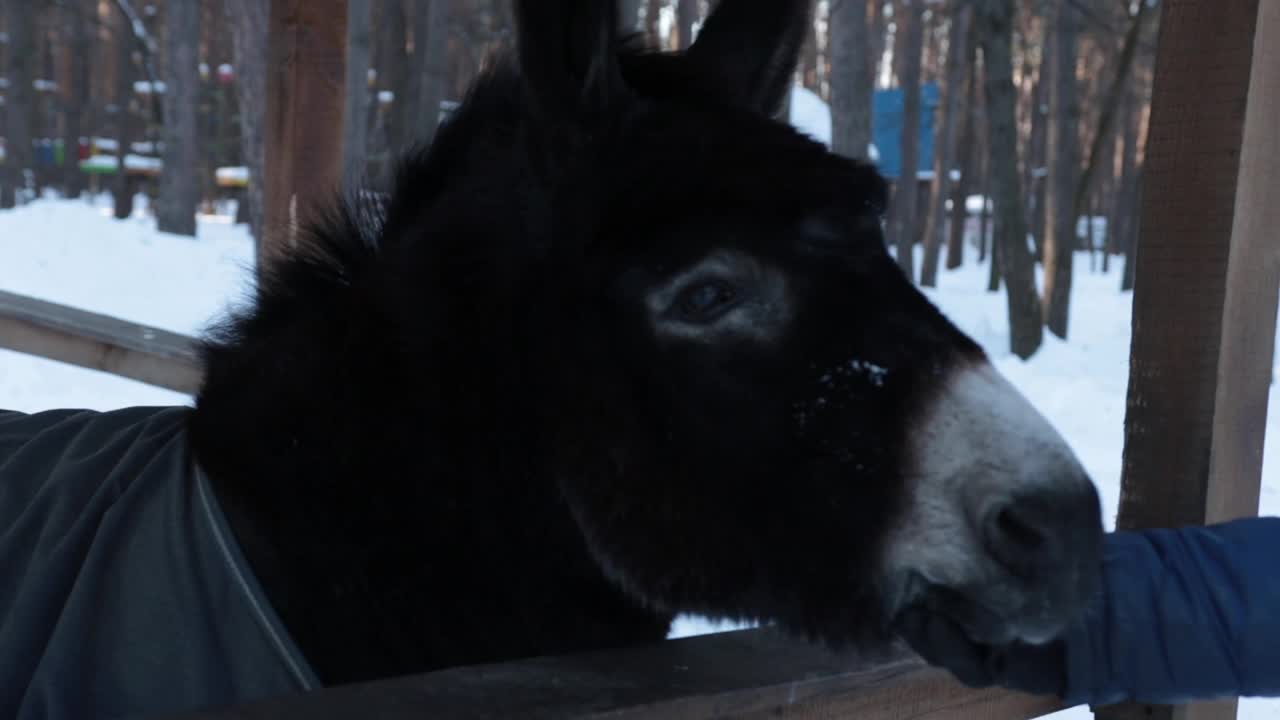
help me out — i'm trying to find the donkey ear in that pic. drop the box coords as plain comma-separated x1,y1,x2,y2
514,0,628,121
686,0,812,116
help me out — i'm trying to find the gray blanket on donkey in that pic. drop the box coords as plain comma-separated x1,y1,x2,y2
0,406,320,719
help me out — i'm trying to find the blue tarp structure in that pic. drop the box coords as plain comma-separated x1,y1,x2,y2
873,82,940,181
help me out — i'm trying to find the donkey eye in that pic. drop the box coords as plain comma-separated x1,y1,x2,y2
672,280,739,323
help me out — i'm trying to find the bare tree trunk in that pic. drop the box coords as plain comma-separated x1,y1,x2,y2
1026,23,1051,258
263,0,348,273
984,151,997,293
987,222,1000,291
380,0,410,161
156,0,200,236
800,36,816,92
890,0,907,87
920,3,972,287
1071,0,1151,276
112,9,136,220
922,7,942,83
1114,88,1139,287
198,0,226,216
1013,4,1037,206
1042,0,1080,339
1118,88,1143,293
800,16,821,92
978,157,990,264
975,41,990,269
619,0,645,34
1101,150,1117,274
978,143,990,265
676,0,698,49
1102,210,1111,272
409,0,449,149
29,4,54,197
2,0,35,208
830,0,875,160
344,0,373,185
61,0,90,199
1104,89,1138,277
1121,164,1141,293
645,0,664,48
224,0,268,245
890,0,924,280
984,123,998,297
870,1,888,87
1088,190,1100,269
946,48,978,270
977,0,1041,358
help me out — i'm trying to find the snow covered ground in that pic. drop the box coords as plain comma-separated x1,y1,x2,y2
2,196,1278,718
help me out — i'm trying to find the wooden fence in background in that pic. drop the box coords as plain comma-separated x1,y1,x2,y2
0,289,200,393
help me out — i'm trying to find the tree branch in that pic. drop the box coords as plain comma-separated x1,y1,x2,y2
112,0,164,126
1064,0,1158,53
112,0,159,89
1071,0,1152,229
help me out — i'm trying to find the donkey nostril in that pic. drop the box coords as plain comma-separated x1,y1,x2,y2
994,506,1045,552
981,496,1058,578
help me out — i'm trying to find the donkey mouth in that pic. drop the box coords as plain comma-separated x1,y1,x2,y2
889,572,1083,649
882,359,1105,659
885,478,1103,666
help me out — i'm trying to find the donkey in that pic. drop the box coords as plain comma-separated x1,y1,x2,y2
0,0,1102,717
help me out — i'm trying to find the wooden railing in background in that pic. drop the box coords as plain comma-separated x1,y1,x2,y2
0,289,201,394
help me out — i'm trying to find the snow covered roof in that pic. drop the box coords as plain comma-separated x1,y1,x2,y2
966,195,993,214
0,78,59,92
134,80,167,95
216,166,250,187
80,154,162,175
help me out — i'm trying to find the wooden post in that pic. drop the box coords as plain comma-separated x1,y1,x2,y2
262,0,349,275
1100,1,1280,720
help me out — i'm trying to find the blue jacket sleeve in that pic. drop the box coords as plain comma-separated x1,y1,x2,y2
1061,516,1280,706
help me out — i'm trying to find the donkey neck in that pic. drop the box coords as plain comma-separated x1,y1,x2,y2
188,268,669,684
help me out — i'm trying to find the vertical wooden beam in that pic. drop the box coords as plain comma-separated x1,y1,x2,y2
1102,1,1280,720
1204,0,1280,528
263,0,349,275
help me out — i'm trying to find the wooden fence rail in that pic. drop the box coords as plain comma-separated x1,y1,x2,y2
177,628,1063,720
0,288,202,394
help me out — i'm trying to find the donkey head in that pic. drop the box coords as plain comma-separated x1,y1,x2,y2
404,0,1103,660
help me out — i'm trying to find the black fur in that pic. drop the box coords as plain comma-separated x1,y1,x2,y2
190,0,983,685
